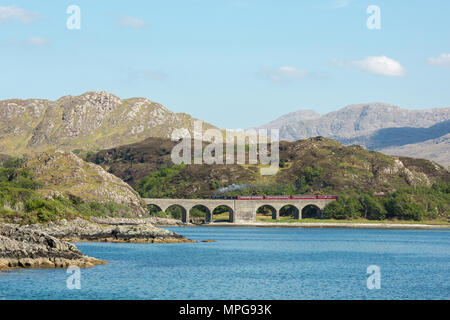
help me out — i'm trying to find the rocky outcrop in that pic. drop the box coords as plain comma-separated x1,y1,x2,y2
24,218,195,244
0,223,106,270
0,91,218,156
0,218,194,270
24,151,148,216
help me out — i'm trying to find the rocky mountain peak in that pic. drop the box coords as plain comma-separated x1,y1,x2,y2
0,91,217,155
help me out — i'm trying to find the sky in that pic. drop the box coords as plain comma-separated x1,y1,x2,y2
0,0,449,129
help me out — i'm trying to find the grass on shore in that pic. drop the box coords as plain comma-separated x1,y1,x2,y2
213,212,233,222
208,212,450,225
255,215,450,225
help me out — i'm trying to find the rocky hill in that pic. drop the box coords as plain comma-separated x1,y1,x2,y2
253,103,450,167
0,91,217,156
0,151,149,225
86,136,449,199
24,151,147,215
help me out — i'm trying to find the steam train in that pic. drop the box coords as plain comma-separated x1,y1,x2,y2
211,195,339,200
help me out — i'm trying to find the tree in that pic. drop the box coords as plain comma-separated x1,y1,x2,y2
345,197,363,219
323,199,347,219
360,195,386,220
385,192,426,221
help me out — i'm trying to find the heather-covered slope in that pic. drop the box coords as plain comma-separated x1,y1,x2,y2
87,136,449,198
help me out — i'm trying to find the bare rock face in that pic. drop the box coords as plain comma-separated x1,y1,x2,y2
0,91,218,155
25,151,148,216
0,224,106,270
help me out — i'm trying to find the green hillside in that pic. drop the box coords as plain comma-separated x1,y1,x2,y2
86,136,449,221
0,153,147,224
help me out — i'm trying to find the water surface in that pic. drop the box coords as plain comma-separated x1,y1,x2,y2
1,227,449,299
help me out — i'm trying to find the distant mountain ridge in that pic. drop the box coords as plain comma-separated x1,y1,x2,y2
0,91,217,156
253,103,450,167
379,133,450,168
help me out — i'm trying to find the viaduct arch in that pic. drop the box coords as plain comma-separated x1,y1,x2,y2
144,198,335,223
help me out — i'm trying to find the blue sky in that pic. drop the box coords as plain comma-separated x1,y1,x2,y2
0,0,449,128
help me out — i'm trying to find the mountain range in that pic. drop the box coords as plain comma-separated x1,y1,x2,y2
253,103,450,167
1,92,449,167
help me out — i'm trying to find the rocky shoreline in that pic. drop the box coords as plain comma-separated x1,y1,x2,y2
0,218,195,271
90,216,186,227
0,223,106,271
25,218,195,244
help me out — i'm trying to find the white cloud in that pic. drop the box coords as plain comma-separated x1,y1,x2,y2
27,37,50,46
117,15,147,29
0,5,39,24
267,66,309,82
353,56,407,77
428,54,450,67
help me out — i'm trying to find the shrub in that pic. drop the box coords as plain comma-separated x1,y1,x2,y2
136,164,186,198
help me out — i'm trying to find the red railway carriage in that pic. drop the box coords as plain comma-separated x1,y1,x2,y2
264,195,291,200
315,195,338,200
237,196,264,200
291,195,316,200
236,195,338,200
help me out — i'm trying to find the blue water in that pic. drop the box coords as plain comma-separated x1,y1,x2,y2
0,227,449,300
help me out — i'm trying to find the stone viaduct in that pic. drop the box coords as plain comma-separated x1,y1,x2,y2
143,198,336,223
